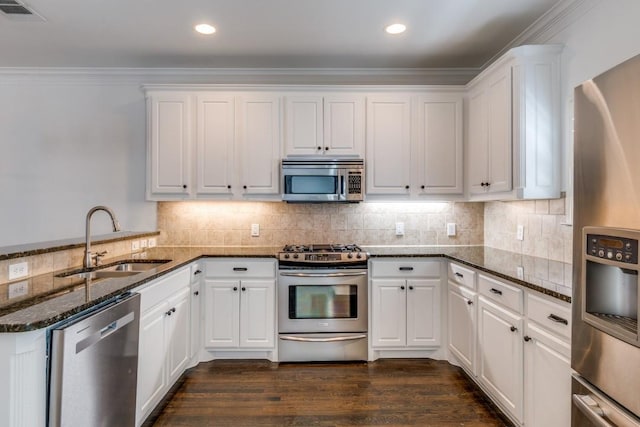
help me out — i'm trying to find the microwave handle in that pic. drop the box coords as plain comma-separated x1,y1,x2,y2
340,173,346,200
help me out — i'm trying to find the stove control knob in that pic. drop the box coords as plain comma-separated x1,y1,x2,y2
293,254,299,259
607,251,613,259
626,254,632,261
356,253,362,259
598,250,605,257
616,253,623,261
284,254,290,259
347,253,353,259
627,242,632,250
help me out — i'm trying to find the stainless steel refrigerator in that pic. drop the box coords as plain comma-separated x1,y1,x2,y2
573,53,640,426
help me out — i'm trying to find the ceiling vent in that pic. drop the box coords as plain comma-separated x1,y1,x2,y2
0,0,45,21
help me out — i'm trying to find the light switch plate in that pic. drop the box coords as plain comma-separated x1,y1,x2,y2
9,262,28,281
131,240,140,251
140,239,148,248
148,238,157,248
251,223,260,237
446,223,456,237
8,281,28,299
517,266,524,280
395,222,405,236
516,225,525,241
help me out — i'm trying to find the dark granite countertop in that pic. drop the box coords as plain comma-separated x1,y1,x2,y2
0,245,571,333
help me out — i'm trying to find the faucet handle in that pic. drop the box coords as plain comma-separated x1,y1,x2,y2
92,250,108,266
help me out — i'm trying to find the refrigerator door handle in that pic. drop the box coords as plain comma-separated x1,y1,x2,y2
573,394,613,427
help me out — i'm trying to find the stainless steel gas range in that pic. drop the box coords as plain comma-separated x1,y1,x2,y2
277,244,368,362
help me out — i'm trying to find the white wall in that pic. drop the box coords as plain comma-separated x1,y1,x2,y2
0,79,156,246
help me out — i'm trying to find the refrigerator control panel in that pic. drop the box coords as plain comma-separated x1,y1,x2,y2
587,233,638,264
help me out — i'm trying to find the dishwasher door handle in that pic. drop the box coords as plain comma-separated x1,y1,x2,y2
75,311,135,354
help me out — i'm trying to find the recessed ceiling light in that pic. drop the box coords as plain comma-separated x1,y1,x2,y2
385,23,406,35
195,24,216,35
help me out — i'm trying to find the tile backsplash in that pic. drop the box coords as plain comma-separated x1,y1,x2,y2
484,197,573,263
157,201,485,247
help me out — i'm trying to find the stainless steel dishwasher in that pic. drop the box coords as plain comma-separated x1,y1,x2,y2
48,293,140,427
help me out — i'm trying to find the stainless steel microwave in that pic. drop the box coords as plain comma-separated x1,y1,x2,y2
281,158,364,202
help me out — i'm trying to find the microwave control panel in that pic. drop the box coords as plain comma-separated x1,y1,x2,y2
587,234,638,264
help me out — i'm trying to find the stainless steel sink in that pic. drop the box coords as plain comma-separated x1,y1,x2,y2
56,259,172,280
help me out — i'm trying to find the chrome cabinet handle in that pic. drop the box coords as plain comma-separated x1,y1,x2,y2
194,269,202,275
455,272,464,278
233,267,248,272
547,314,568,325
490,288,503,295
399,267,414,271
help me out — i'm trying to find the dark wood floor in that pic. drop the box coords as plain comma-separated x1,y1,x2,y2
147,359,510,426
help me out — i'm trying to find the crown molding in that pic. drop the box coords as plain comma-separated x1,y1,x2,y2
0,67,480,86
481,0,601,71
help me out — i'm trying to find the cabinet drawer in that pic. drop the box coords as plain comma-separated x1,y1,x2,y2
527,293,571,339
448,262,476,290
370,259,441,278
136,267,190,312
478,274,523,314
205,259,276,278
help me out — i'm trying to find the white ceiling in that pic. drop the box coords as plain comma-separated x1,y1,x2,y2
0,0,563,69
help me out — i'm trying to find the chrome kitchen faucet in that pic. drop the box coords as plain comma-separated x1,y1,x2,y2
84,205,121,268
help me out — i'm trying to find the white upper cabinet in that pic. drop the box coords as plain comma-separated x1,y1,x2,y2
416,93,463,195
195,94,235,196
367,92,463,198
366,95,412,195
237,95,281,196
466,44,562,200
147,92,192,198
145,88,282,201
284,94,364,157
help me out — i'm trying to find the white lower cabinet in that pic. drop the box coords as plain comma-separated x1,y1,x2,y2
370,259,441,352
203,259,276,353
478,295,524,424
135,266,191,426
447,282,477,374
189,262,203,361
447,263,572,427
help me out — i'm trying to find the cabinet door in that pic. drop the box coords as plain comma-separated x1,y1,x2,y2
406,279,441,347
190,282,201,359
204,280,240,348
148,93,191,197
239,280,275,348
448,283,476,374
237,95,281,195
195,94,235,195
467,87,489,195
323,95,365,156
285,95,323,156
166,287,191,385
366,95,412,195
137,300,169,422
478,296,523,423
486,68,512,193
371,279,407,347
524,322,571,427
417,94,463,194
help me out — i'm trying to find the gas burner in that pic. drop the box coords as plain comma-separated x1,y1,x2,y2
279,243,367,265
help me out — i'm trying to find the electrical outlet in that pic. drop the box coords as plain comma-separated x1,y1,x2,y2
148,237,157,248
446,223,456,237
140,239,148,248
132,252,140,260
9,262,28,281
140,251,148,259
517,266,524,280
131,240,140,251
8,281,28,299
395,222,405,236
251,223,260,237
516,225,525,241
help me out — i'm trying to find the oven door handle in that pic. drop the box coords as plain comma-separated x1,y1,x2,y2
573,394,614,427
279,334,367,343
279,272,367,278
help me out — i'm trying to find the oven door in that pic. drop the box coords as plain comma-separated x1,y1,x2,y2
281,167,343,202
278,269,367,333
